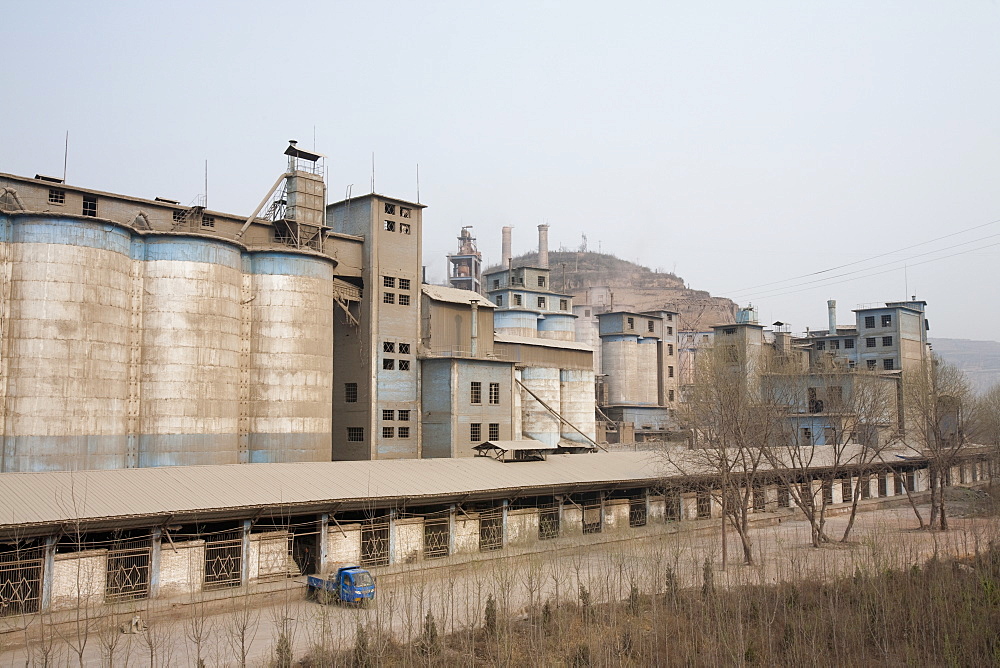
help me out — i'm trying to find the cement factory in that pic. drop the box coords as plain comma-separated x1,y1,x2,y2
0,145,993,619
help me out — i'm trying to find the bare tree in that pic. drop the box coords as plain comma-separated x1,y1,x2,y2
903,356,975,530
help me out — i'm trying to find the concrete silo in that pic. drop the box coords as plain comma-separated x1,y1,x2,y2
559,368,596,444
601,334,639,405
520,366,561,446
637,337,659,405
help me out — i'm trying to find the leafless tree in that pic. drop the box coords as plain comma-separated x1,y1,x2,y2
224,590,261,667
903,356,975,530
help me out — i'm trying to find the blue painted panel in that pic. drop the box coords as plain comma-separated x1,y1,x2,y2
250,252,335,279
248,432,331,463
537,314,575,332
11,217,132,255
602,334,640,343
142,237,242,269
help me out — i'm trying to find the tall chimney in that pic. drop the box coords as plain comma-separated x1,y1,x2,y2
501,226,513,269
827,299,837,335
537,224,549,269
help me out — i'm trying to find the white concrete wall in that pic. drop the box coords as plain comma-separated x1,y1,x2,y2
50,550,107,612
326,524,361,571
248,531,293,581
507,508,539,545
648,495,665,522
562,505,583,535
604,499,629,531
454,516,480,554
393,518,424,565
158,540,205,598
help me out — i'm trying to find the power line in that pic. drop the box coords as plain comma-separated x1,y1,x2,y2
724,216,1000,296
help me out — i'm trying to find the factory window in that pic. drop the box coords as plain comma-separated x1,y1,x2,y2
82,195,97,217
398,427,410,438
345,383,358,403
172,210,185,222
400,207,411,218
668,366,674,378
398,410,410,421
383,292,395,304
382,409,394,422
399,294,411,306
537,297,546,309
399,359,410,370
627,318,635,330
470,381,482,404
696,491,711,518
384,203,396,215
514,294,522,306
801,428,813,443
667,344,674,356
399,278,411,290
201,215,215,228
848,360,857,369
666,313,673,322
867,359,877,370
866,337,876,348
382,427,394,439
831,340,840,350
400,223,411,235
865,316,876,329
383,342,395,353
496,295,503,306
537,276,546,287
493,280,500,289
470,423,482,442
384,220,395,232
383,359,395,370
560,299,568,311
489,423,500,440
841,478,852,502
585,309,591,317
347,427,364,442
489,382,500,404
816,341,826,351
667,326,674,335
845,339,855,349
399,343,410,354
881,314,892,327
383,276,396,288
668,389,675,402
882,336,893,346
723,328,735,335
48,188,65,204
883,358,895,371
647,320,655,332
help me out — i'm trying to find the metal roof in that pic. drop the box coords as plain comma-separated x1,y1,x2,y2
0,452,663,531
493,333,593,352
421,284,497,308
474,440,553,451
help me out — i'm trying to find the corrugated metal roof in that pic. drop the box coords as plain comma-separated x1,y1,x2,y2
421,284,497,308
494,333,593,352
0,452,663,529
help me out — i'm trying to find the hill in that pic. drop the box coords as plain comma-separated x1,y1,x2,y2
929,337,1000,394
489,250,737,330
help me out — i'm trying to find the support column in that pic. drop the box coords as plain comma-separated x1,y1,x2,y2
240,520,251,586
388,509,397,565
502,499,509,548
150,527,162,598
41,535,56,611
448,504,456,556
319,513,329,574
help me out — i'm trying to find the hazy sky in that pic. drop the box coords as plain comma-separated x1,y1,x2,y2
3,2,998,340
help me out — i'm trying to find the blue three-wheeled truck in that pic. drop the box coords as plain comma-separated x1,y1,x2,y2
307,563,376,605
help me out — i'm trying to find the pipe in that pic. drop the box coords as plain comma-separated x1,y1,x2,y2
470,299,479,357
537,224,549,269
501,226,512,269
827,299,837,335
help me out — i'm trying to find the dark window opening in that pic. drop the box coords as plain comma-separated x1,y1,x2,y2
82,195,97,217
345,383,358,403
48,189,65,204
347,427,364,442
489,423,500,440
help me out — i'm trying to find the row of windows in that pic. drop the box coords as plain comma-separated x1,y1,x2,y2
491,276,547,290
470,423,500,442
494,294,568,311
383,292,411,305
381,409,411,421
382,426,411,438
382,276,412,290
868,358,895,370
382,358,411,370
470,382,501,404
817,336,892,351
47,188,97,217
864,314,893,329
383,220,412,234
382,342,411,354
383,203,412,218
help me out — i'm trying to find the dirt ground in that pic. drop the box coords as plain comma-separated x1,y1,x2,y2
2,490,997,667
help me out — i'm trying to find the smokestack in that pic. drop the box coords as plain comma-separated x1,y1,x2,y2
827,299,837,335
501,226,512,269
537,224,549,269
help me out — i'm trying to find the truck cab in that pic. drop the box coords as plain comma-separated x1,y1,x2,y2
307,563,376,604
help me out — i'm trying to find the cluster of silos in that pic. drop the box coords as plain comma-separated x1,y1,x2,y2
0,214,334,472
602,333,659,405
518,366,596,447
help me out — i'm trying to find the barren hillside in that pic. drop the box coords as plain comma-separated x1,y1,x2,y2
491,251,737,330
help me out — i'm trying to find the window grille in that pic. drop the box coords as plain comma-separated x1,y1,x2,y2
628,498,647,527
424,518,450,559
360,520,390,567
0,547,43,617
204,531,243,590
479,509,504,551
105,536,152,601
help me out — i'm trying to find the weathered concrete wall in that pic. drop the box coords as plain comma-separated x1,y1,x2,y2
454,516,480,554
562,505,583,535
326,524,362,568
507,508,539,545
648,495,665,522
50,550,107,611
158,540,205,598
393,518,424,564
603,499,629,531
